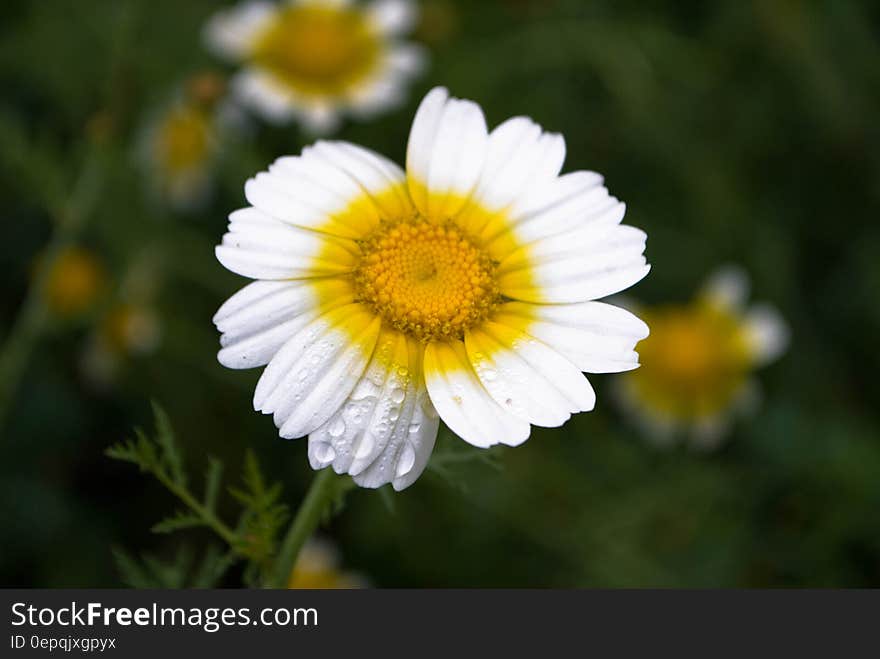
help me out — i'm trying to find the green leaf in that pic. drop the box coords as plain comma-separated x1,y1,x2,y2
111,547,156,589
151,510,206,534
151,401,185,487
191,545,237,588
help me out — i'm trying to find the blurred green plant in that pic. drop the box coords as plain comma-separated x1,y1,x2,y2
112,544,236,589
107,402,355,587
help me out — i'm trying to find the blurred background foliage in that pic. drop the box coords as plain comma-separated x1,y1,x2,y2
1,0,879,587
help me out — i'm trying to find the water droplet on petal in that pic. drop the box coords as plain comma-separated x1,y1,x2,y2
328,417,345,438
395,443,416,478
312,442,336,464
390,387,406,404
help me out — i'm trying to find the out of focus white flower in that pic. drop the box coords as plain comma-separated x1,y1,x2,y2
140,74,229,211
204,0,425,133
82,304,162,386
618,267,789,450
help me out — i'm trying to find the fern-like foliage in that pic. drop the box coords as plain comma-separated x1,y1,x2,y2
106,402,290,587
112,544,237,589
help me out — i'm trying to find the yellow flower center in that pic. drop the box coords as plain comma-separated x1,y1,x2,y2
157,106,211,172
251,4,380,97
354,219,502,343
42,247,105,317
629,303,753,419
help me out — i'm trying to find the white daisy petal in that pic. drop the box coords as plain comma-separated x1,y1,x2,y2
493,300,649,373
701,265,750,312
203,1,274,60
366,0,417,35
309,330,440,491
406,86,489,219
347,45,426,118
299,103,342,136
231,70,297,124
465,322,595,427
743,303,789,365
215,207,359,280
385,42,426,75
498,224,650,303
502,222,646,267
245,142,410,238
423,340,530,448
484,172,619,250
254,304,381,439
471,117,566,214
214,279,354,369
308,331,405,470
306,141,412,217
387,397,438,491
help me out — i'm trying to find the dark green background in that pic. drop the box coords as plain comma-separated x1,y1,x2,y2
1,0,879,587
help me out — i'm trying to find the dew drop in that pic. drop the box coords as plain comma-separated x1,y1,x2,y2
390,387,406,404
328,417,346,438
395,443,416,477
312,442,336,464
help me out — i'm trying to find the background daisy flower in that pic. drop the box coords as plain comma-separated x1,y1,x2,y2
141,89,223,211
82,303,162,387
287,538,367,588
41,246,106,318
618,267,789,450
203,0,425,133
214,86,650,490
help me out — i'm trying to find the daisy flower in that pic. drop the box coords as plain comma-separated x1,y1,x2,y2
41,246,106,318
617,267,789,450
82,304,162,386
213,87,650,490
203,0,425,133
141,90,222,211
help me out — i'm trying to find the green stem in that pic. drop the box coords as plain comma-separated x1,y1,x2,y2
0,153,104,432
152,470,239,549
267,468,343,588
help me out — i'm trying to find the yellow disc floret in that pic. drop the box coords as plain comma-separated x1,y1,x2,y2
251,4,380,97
354,219,502,343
